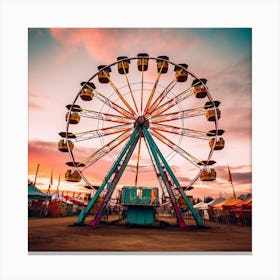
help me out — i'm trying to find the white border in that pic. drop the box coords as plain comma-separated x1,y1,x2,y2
1,1,279,280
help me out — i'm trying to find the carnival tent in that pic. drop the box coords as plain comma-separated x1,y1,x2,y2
209,197,241,210
48,192,74,217
193,200,213,210
242,198,252,210
193,200,214,220
28,183,51,217
63,195,84,206
207,197,226,209
223,197,252,210
28,183,51,200
51,192,72,204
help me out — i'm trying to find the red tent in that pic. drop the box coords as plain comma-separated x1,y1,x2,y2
241,198,252,210
223,197,252,220
63,195,84,206
222,197,252,210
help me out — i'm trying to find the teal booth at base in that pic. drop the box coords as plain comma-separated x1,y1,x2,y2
121,186,159,225
126,205,154,225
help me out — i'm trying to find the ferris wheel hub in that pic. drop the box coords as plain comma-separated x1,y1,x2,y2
135,116,149,129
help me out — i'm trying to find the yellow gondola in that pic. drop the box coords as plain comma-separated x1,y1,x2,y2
200,168,216,181
58,139,74,152
97,65,112,83
206,108,221,121
137,53,149,71
192,78,208,98
156,56,169,73
80,82,95,101
117,56,130,74
65,112,80,124
174,63,188,82
209,137,225,150
65,170,82,182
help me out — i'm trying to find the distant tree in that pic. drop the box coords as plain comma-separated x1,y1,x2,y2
204,196,214,203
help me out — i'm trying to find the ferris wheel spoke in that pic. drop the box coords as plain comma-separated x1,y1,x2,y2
150,107,206,123
141,66,144,114
120,61,139,114
150,91,193,117
73,124,133,142
80,129,133,170
143,63,165,115
77,107,133,124
149,81,200,117
145,79,177,116
103,71,136,116
151,123,209,140
134,137,142,186
93,89,135,119
149,129,203,168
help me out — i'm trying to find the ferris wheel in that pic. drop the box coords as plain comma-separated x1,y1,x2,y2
58,54,225,229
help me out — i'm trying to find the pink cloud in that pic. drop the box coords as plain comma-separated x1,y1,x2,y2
29,92,46,99
48,28,201,65
49,28,120,63
29,91,50,110
29,91,62,112
28,102,42,110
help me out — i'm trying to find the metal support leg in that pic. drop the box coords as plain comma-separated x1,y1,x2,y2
143,127,187,230
145,127,203,226
76,126,140,225
88,134,140,227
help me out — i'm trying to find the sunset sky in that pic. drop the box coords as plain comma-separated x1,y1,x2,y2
28,28,252,198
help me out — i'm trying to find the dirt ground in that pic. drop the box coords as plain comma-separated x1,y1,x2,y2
28,215,252,252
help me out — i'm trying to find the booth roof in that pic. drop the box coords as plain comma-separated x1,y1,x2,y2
28,183,51,200
51,192,73,204
193,200,213,210
209,197,242,210
208,197,226,207
223,197,252,210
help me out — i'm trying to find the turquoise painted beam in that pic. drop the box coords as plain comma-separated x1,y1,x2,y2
77,126,140,224
88,132,140,227
145,128,203,226
142,127,187,230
